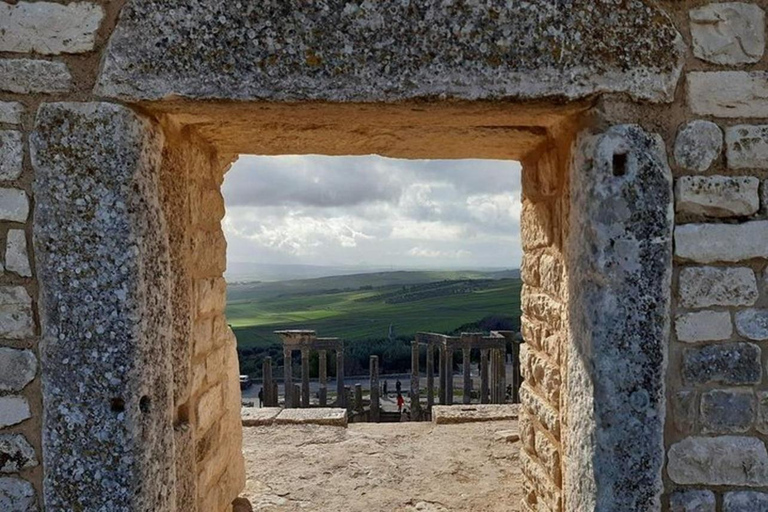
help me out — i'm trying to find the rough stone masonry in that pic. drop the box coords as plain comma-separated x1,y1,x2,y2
2,1,768,511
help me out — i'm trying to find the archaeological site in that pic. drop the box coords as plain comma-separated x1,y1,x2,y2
5,1,768,511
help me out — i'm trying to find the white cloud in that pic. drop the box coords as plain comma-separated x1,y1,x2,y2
408,247,472,259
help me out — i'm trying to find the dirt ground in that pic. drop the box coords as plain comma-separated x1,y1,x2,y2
240,420,522,512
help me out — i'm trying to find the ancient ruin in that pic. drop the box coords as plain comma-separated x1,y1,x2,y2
3,1,768,511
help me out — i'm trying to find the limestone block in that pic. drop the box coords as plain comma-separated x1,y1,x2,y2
195,278,227,316
700,389,756,434
0,1,104,55
669,489,716,512
668,436,768,485
725,125,768,169
0,396,30,428
725,491,768,511
0,434,37,473
0,59,71,94
676,176,759,217
735,309,768,341
96,1,684,103
5,230,31,277
431,404,519,425
690,3,765,65
689,72,768,118
674,120,723,172
520,384,559,439
520,449,562,512
519,411,536,455
0,286,34,339
275,408,348,427
0,103,23,125
0,189,29,223
0,131,22,181
520,252,540,288
521,289,562,329
675,221,768,263
539,253,563,298
196,383,224,435
678,266,757,308
172,422,196,512
675,311,732,342
521,200,552,250
534,429,561,485
241,407,281,427
193,317,213,357
683,342,761,386
0,477,36,511
672,390,697,434
0,347,36,391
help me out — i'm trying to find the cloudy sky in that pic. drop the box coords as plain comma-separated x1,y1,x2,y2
222,155,522,270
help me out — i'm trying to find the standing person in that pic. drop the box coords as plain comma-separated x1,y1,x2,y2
397,392,404,413
258,387,263,408
396,379,402,394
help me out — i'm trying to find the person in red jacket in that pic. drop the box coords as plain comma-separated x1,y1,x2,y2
397,392,404,413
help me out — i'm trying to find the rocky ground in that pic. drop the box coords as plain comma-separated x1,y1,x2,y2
240,420,522,511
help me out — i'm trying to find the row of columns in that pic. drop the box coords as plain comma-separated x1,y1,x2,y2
282,347,345,408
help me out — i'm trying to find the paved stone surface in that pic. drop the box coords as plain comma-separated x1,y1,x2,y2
432,404,519,424
0,477,36,511
274,408,347,427
701,389,756,434
679,266,757,308
0,189,28,223
668,436,768,485
675,221,768,262
690,3,765,65
736,309,768,341
676,311,733,342
0,131,22,181
676,176,759,217
674,120,723,172
724,491,768,512
5,230,30,277
669,489,716,512
689,72,768,118
0,59,71,94
0,1,104,55
0,434,38,473
0,102,22,125
683,342,761,385
242,407,282,427
32,102,174,511
0,396,30,429
0,286,34,339
726,125,768,169
96,1,683,102
0,347,36,392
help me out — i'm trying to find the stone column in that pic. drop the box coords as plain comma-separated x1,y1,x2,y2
344,386,352,412
426,343,434,410
370,355,380,422
336,349,345,407
354,384,363,411
284,347,293,408
462,347,472,404
293,384,301,409
499,348,507,403
480,349,489,404
301,347,310,408
319,349,328,407
446,349,454,405
410,340,420,416
438,344,446,405
263,356,273,406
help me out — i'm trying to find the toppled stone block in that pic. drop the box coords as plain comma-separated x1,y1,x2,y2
701,389,756,434
494,429,520,443
726,125,768,169
432,404,519,424
241,407,281,427
0,59,71,94
724,491,768,512
679,266,757,308
683,342,761,386
0,477,36,511
690,3,765,65
0,286,34,339
735,309,768,341
675,311,732,342
675,221,768,263
668,436,768,486
275,408,347,427
5,230,31,277
0,396,30,428
0,189,29,223
676,176,759,217
0,132,22,181
674,120,723,172
0,103,23,125
0,434,37,473
0,347,36,392
669,489,715,512
689,72,768,118
0,1,104,55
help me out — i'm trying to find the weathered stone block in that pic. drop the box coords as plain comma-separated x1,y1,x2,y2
0,103,23,125
520,252,540,288
195,278,227,316
520,384,559,439
672,390,697,434
196,383,224,435
521,200,552,250
0,396,30,428
539,253,563,298
0,1,104,55
725,491,768,512
0,434,37,473
669,489,715,512
683,342,761,385
675,221,768,263
676,176,759,217
679,266,757,308
0,348,36,392
668,436,768,485
701,389,756,433
0,132,22,181
675,311,732,342
0,286,34,339
0,477,36,511
689,72,768,118
0,189,29,223
5,230,31,278
735,309,768,341
690,3,765,65
534,429,561,485
275,408,348,427
726,125,768,169
0,59,71,94
674,120,722,172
